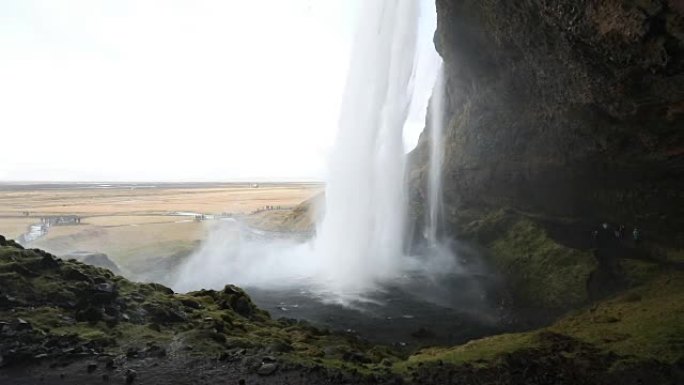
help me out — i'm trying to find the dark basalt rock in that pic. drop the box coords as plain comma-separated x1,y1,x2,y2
257,362,278,376
90,282,118,304
410,327,436,339
61,266,92,282
75,306,104,323
141,302,187,324
0,235,24,250
40,253,61,269
410,0,684,248
124,368,137,384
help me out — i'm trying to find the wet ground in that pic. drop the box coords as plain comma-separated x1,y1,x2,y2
247,273,506,349
0,354,400,385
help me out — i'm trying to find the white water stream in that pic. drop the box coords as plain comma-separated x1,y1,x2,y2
312,0,420,293
174,1,459,303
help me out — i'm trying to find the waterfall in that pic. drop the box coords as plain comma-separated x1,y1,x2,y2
426,67,445,246
173,0,456,301
313,0,420,294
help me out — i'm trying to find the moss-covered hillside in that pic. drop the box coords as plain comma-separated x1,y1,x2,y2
0,235,401,381
399,268,683,384
1,234,683,384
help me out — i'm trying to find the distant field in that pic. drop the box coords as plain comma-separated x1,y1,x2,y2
0,183,321,216
0,183,322,273
0,217,36,239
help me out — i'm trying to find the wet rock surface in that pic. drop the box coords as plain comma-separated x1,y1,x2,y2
0,241,409,383
407,333,682,385
410,0,684,247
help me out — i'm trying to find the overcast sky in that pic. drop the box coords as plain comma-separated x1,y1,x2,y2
0,0,440,182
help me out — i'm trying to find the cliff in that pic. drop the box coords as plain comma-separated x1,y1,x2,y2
413,0,683,238
410,0,684,310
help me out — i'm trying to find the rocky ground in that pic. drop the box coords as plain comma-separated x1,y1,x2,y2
1,229,683,385
0,235,404,384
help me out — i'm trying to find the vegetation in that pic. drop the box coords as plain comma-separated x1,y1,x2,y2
461,209,597,309
2,231,681,383
243,193,323,233
0,236,397,374
399,269,683,371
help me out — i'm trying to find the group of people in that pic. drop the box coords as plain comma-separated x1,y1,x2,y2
252,205,283,214
592,222,641,247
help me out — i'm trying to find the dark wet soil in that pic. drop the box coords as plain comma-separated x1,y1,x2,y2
247,274,507,349
0,355,400,385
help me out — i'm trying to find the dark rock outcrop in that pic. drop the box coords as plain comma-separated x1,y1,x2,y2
412,0,684,247
0,238,401,382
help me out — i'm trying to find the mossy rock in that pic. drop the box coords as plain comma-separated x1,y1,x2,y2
0,236,397,375
465,211,597,309
401,270,684,375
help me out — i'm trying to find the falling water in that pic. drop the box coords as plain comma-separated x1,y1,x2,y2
425,67,445,246
313,0,420,294
174,0,459,301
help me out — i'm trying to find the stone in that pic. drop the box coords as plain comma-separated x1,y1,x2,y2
91,282,117,304
125,369,137,384
76,306,103,323
266,340,292,353
148,323,162,332
40,254,61,269
142,344,166,358
142,303,187,324
262,355,277,363
87,361,98,373
343,351,371,364
62,266,91,282
180,298,202,309
126,347,139,358
411,327,436,339
412,0,684,253
15,318,32,331
257,362,278,376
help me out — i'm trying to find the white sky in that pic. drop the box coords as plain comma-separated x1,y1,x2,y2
0,0,440,182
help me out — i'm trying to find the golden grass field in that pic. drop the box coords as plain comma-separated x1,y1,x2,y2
0,183,322,270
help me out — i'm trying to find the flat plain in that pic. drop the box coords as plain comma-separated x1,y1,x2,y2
0,182,322,269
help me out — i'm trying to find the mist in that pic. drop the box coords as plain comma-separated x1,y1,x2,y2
162,0,487,315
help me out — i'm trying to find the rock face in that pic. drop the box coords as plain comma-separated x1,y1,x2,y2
412,0,684,246
0,238,403,379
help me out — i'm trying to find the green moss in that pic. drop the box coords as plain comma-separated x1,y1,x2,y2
549,271,684,364
488,218,597,308
0,239,399,374
396,332,539,371
6,234,680,379
401,270,684,372
13,306,70,330
458,208,512,243
664,248,684,263
620,259,663,287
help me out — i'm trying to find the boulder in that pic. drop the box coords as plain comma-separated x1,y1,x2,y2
257,362,278,376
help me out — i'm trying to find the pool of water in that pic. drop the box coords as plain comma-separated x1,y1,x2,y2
246,267,507,348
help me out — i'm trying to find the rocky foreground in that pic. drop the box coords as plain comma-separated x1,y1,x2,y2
1,233,682,385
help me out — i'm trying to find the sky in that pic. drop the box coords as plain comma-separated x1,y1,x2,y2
0,0,441,182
